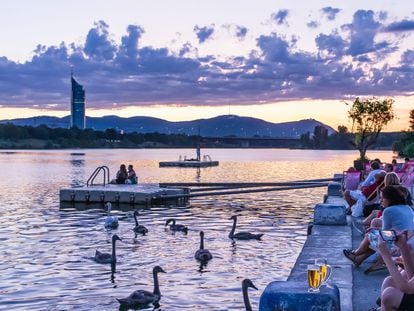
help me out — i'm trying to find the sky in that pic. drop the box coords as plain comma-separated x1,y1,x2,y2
0,0,413,131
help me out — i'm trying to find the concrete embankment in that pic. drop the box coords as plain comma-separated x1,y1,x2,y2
286,181,388,311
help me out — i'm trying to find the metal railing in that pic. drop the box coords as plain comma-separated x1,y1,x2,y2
87,165,110,186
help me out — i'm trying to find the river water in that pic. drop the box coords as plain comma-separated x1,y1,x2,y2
0,149,394,310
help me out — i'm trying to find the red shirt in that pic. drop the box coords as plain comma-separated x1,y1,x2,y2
361,181,380,198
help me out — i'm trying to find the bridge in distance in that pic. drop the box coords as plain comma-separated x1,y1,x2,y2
200,136,300,148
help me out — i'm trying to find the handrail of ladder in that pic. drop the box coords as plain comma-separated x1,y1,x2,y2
87,166,110,186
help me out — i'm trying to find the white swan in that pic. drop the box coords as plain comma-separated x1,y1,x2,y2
104,202,119,229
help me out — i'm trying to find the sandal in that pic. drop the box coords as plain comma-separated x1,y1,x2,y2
364,262,387,274
343,249,361,267
376,296,381,306
343,249,356,256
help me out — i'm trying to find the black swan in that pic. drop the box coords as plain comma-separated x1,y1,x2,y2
94,234,122,264
104,202,119,229
242,278,258,311
117,266,166,307
165,218,188,233
133,211,148,235
194,231,213,263
229,215,263,240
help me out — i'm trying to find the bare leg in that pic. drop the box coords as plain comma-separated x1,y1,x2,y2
381,287,404,311
370,217,382,228
363,210,379,230
344,190,356,207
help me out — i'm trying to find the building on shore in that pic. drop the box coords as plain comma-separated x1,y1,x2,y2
70,72,86,129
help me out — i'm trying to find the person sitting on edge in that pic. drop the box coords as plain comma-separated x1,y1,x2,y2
360,161,385,187
384,163,394,173
377,230,414,311
116,164,128,184
127,164,138,184
344,172,386,217
343,186,414,267
400,157,412,173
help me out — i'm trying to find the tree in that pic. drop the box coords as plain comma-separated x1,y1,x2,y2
409,109,414,131
300,131,312,148
348,97,395,164
313,125,328,149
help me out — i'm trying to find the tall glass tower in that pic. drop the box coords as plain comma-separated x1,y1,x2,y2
70,73,86,129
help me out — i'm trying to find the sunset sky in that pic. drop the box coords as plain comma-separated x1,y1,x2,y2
0,0,413,131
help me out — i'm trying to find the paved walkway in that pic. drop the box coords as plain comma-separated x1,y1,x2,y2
287,194,389,311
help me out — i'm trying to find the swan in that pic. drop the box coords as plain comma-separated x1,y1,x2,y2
133,211,148,235
165,218,188,233
195,231,213,263
94,234,122,264
104,202,119,229
117,266,166,307
242,279,258,311
229,215,263,240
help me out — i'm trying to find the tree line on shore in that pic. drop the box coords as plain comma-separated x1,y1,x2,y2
0,97,413,156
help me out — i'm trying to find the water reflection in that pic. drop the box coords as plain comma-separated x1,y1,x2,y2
70,152,85,187
0,149,394,310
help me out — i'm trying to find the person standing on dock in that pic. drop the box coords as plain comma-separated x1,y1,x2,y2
196,143,201,161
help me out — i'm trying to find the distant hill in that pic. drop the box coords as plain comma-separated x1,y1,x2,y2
0,115,335,138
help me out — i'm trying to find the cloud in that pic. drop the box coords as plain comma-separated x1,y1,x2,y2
321,7,340,21
383,19,414,32
235,25,248,39
271,9,289,25
307,21,319,29
344,10,388,56
194,25,215,43
84,21,117,60
0,15,414,111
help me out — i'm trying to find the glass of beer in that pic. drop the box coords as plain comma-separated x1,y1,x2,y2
315,258,332,285
307,265,322,293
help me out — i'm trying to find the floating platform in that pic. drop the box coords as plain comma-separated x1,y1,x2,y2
159,160,219,167
59,183,189,204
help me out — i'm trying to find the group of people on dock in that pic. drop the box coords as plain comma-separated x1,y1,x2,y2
342,157,414,310
113,164,137,184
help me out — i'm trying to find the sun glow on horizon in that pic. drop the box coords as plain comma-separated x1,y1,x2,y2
0,96,412,132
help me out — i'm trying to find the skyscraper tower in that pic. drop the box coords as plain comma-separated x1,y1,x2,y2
70,71,86,129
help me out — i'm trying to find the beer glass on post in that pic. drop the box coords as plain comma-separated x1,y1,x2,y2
315,258,332,285
307,265,322,293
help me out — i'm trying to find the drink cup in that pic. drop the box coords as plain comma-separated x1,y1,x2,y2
315,258,332,285
307,265,322,293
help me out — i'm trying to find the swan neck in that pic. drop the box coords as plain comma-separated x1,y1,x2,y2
153,271,161,296
111,238,117,260
133,213,139,226
243,286,252,311
230,217,237,236
200,234,204,250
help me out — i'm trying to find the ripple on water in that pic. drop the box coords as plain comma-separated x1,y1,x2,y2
1,148,379,310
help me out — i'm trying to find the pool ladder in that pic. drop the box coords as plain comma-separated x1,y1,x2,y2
87,165,110,186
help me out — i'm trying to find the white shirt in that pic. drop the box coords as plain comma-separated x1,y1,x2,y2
360,169,385,187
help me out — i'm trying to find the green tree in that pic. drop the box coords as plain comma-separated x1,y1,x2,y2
348,97,395,163
409,109,414,131
313,125,328,149
300,131,312,148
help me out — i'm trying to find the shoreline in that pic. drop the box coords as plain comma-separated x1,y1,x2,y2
280,179,388,311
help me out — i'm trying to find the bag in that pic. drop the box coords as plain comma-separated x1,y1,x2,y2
351,199,365,217
363,203,381,217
